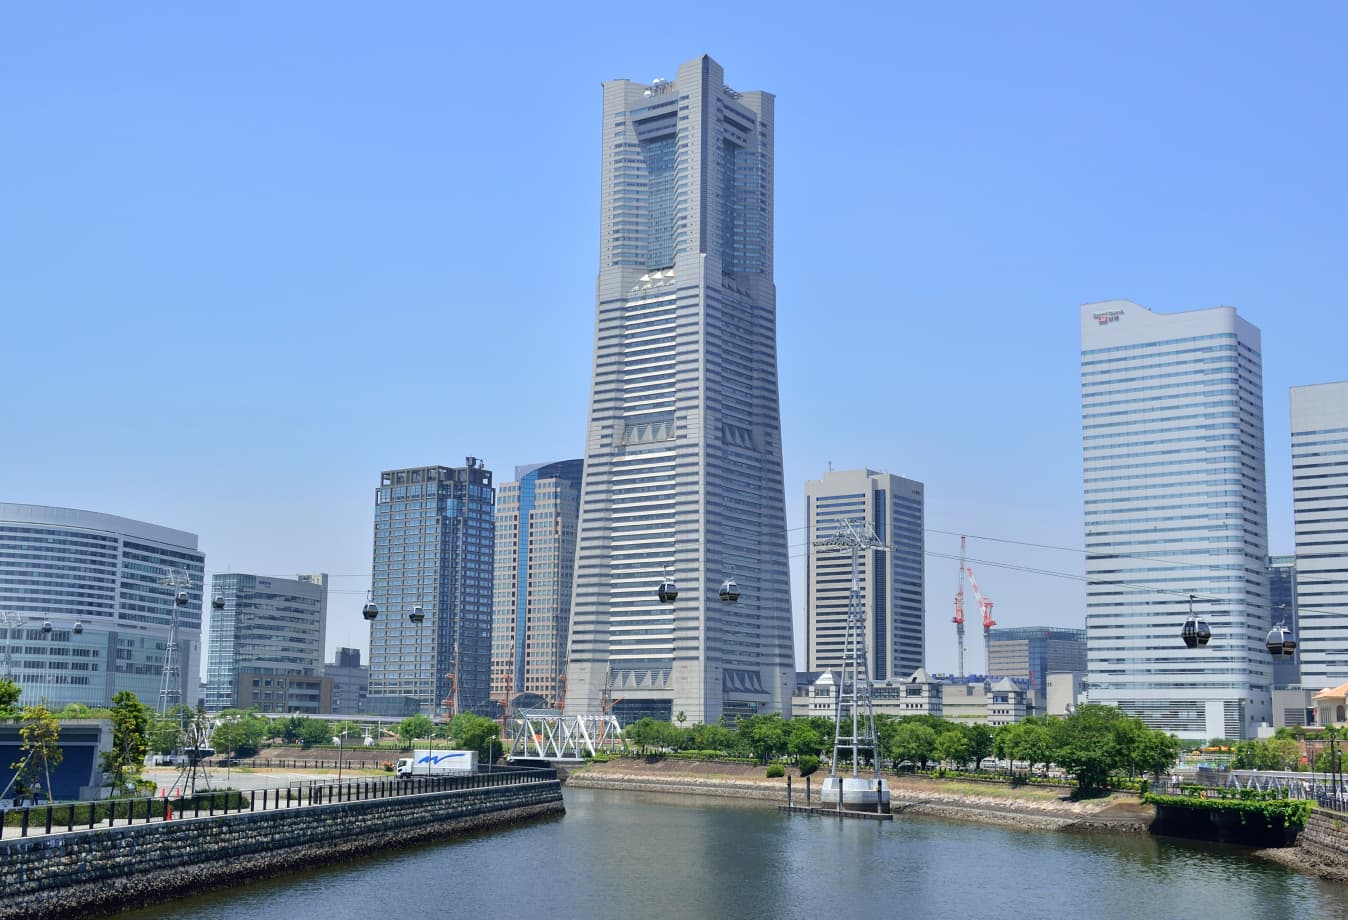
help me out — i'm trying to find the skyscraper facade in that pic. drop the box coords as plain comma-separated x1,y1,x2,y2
1081,301,1271,739
0,503,204,709
804,469,925,682
491,460,582,710
565,56,794,725
205,573,328,711
367,461,495,717
1267,554,1300,687
1291,381,1348,688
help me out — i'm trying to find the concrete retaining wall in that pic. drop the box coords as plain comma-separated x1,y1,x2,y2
0,780,564,920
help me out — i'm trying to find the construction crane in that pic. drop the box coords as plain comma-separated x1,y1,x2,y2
965,564,997,675
952,535,967,678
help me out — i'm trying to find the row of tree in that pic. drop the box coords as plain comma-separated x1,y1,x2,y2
623,704,1183,793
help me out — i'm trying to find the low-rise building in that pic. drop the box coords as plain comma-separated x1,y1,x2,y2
324,647,369,715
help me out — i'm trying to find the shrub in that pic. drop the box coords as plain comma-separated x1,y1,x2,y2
381,761,394,772
798,754,820,777
766,764,785,778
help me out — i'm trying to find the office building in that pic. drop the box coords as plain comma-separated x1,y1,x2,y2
325,647,369,715
564,56,795,725
0,503,204,709
986,626,1087,695
368,461,495,717
1291,381,1348,688
491,460,582,711
1267,555,1300,688
1081,301,1271,739
804,469,925,682
205,573,328,711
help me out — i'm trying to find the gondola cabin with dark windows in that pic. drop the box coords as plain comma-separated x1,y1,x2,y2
657,573,678,604
1266,624,1296,658
719,576,740,603
1181,617,1212,649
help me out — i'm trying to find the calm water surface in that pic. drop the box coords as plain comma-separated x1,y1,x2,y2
119,787,1348,920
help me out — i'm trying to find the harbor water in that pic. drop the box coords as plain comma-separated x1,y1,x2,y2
119,787,1348,919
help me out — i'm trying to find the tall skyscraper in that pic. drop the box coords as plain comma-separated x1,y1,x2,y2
1291,381,1348,688
367,461,495,717
1081,301,1271,739
491,460,583,710
205,573,328,711
1267,554,1300,687
804,469,925,682
565,56,794,725
0,504,204,709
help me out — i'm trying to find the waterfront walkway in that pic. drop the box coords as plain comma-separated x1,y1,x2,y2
0,766,552,841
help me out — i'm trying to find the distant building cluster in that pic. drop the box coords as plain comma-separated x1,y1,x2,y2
2,56,1345,743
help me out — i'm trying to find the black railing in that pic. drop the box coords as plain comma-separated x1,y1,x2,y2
0,765,556,841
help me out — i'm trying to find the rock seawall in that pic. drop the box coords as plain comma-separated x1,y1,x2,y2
566,767,1150,834
0,781,564,920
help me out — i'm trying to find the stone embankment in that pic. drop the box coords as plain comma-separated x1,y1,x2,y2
566,761,1152,834
0,779,564,920
1256,809,1348,882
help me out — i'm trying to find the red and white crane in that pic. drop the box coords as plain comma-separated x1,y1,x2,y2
965,564,997,675
952,535,967,677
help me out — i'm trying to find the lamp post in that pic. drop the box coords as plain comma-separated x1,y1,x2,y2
334,730,346,783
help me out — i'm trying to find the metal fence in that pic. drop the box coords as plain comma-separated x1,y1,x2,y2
1,765,556,841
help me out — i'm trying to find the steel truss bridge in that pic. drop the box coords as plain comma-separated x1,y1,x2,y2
506,710,624,762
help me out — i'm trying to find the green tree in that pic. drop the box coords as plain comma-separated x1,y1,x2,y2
149,704,194,755
736,713,788,764
963,723,995,770
212,709,270,758
1002,720,1054,775
396,714,433,747
686,722,733,753
934,728,972,769
13,703,62,801
0,677,20,717
102,691,153,795
888,722,937,769
1052,705,1126,792
448,713,503,761
1261,736,1304,772
786,718,824,762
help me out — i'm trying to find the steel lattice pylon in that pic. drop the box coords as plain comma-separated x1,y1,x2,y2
157,569,193,716
814,519,890,810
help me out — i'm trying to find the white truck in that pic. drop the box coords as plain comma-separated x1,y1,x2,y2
396,749,479,779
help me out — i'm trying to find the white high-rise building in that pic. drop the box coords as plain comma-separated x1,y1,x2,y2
1081,301,1271,739
0,503,204,710
804,469,924,682
1291,381,1348,688
565,56,794,725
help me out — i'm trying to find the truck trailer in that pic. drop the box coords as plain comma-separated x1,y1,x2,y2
396,749,478,779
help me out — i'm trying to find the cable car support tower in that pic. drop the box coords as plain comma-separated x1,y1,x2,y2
815,519,890,813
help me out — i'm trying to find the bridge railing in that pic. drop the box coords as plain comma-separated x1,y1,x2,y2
0,764,556,841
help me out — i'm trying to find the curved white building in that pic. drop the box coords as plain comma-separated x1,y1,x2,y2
0,503,204,709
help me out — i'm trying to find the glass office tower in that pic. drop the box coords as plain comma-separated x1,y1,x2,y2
367,461,494,717
804,469,925,682
1081,301,1271,739
1291,381,1348,688
491,460,582,710
565,56,794,724
205,573,328,711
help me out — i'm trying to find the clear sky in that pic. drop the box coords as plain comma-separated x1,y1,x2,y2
3,3,1345,676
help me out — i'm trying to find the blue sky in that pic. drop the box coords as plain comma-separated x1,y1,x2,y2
3,3,1345,673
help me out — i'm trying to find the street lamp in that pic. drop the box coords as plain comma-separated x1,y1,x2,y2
334,730,346,783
